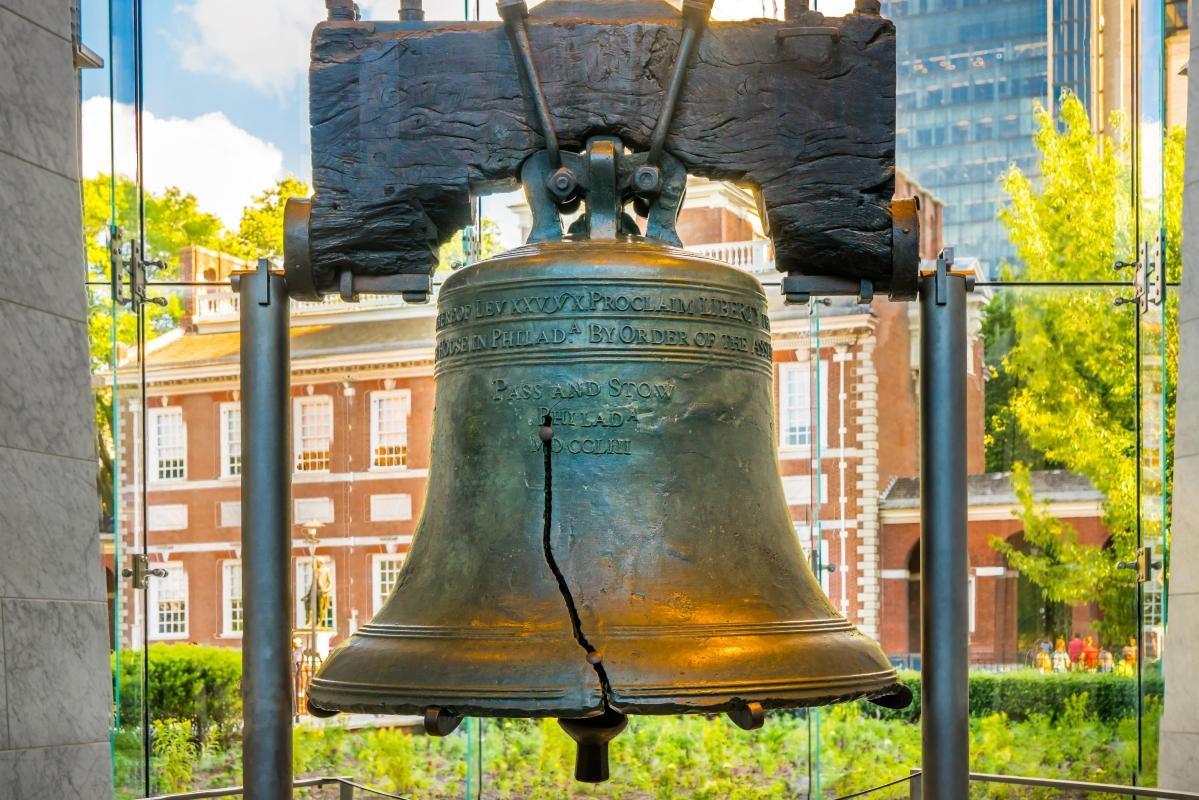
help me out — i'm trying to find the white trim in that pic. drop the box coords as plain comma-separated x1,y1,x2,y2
880,499,1104,524
219,501,241,528
120,468,429,494
148,562,189,640
295,497,335,526
146,535,413,556
219,402,242,479
881,569,911,580
974,565,1007,577
148,406,187,482
371,553,406,615
369,389,412,470
370,493,413,522
968,574,976,634
147,504,189,531
221,560,243,638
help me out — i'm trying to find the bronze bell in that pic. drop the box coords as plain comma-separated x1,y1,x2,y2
308,230,909,781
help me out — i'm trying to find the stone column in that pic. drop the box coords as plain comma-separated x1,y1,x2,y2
1160,1,1199,786
0,1,115,797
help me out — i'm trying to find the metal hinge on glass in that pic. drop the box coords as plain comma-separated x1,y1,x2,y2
1114,232,1165,311
1116,545,1162,584
109,228,169,311
121,554,168,590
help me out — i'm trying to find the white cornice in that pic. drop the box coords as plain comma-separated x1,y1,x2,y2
881,499,1104,524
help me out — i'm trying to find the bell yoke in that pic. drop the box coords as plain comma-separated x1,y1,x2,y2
286,0,920,783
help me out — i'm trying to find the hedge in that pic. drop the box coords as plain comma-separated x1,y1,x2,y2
113,644,242,735
866,669,1163,723
112,646,1163,733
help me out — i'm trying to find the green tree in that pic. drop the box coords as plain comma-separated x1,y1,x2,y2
437,218,503,270
986,95,1183,641
220,176,310,260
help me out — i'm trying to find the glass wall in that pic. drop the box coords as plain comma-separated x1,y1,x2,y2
82,0,1182,796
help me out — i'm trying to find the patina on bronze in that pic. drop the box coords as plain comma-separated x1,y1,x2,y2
308,137,910,783
303,0,916,783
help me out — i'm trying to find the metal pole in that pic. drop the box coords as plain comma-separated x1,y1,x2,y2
918,249,969,800
237,259,293,800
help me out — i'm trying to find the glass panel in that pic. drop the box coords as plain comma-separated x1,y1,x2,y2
1135,0,1173,788
979,286,1143,784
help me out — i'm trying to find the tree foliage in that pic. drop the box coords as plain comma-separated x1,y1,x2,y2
986,94,1183,640
219,176,310,261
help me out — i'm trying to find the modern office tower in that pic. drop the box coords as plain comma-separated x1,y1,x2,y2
883,0,1093,273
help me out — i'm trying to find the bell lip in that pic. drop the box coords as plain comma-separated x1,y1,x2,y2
305,667,907,719
438,236,767,299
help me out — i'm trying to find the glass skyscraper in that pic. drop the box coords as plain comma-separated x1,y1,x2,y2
883,0,1094,273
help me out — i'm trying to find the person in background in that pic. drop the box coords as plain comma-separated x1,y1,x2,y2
1082,635,1100,671
1052,638,1071,672
1067,632,1085,666
1099,648,1115,673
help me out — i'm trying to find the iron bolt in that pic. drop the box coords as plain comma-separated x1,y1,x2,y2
546,167,578,202
633,164,663,195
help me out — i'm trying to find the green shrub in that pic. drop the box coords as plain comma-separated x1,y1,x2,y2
862,669,1163,724
151,718,197,793
114,644,242,737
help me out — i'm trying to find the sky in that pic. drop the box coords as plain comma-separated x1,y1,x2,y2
81,0,855,238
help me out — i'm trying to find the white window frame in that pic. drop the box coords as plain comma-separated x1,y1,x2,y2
221,560,243,637
370,390,412,470
372,554,406,615
219,402,242,479
295,556,336,630
149,562,188,640
148,406,187,482
777,361,828,455
293,396,333,473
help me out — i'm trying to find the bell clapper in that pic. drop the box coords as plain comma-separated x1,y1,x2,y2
423,706,464,736
727,701,766,731
558,708,629,783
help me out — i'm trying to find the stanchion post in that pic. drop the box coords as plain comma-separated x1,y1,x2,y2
236,259,293,800
918,249,970,800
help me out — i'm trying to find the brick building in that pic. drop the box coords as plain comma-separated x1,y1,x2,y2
105,174,1105,666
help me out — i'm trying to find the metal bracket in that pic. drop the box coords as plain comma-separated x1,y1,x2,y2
782,274,874,306
1117,545,1161,584
120,554,168,590
111,233,169,312
1115,233,1165,311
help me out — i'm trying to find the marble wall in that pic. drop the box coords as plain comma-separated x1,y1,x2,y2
1160,0,1199,787
0,1,115,797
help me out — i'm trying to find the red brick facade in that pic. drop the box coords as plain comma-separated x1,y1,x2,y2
106,178,1105,667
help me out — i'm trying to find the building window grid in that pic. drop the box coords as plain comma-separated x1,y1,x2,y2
295,397,333,472
779,364,812,448
150,407,186,481
151,563,188,638
373,556,405,614
220,403,241,478
222,561,243,635
371,391,410,469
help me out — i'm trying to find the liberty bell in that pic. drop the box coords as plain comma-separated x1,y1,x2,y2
301,0,916,783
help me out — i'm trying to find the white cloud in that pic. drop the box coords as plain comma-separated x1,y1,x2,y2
176,0,326,94
81,96,285,227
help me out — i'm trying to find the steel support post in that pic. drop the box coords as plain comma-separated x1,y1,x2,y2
918,250,970,800
237,259,293,800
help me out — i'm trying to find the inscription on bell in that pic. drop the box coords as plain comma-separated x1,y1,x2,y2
436,291,771,332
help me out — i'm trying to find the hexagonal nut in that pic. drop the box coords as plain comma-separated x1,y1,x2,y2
633,164,663,196
546,167,578,202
